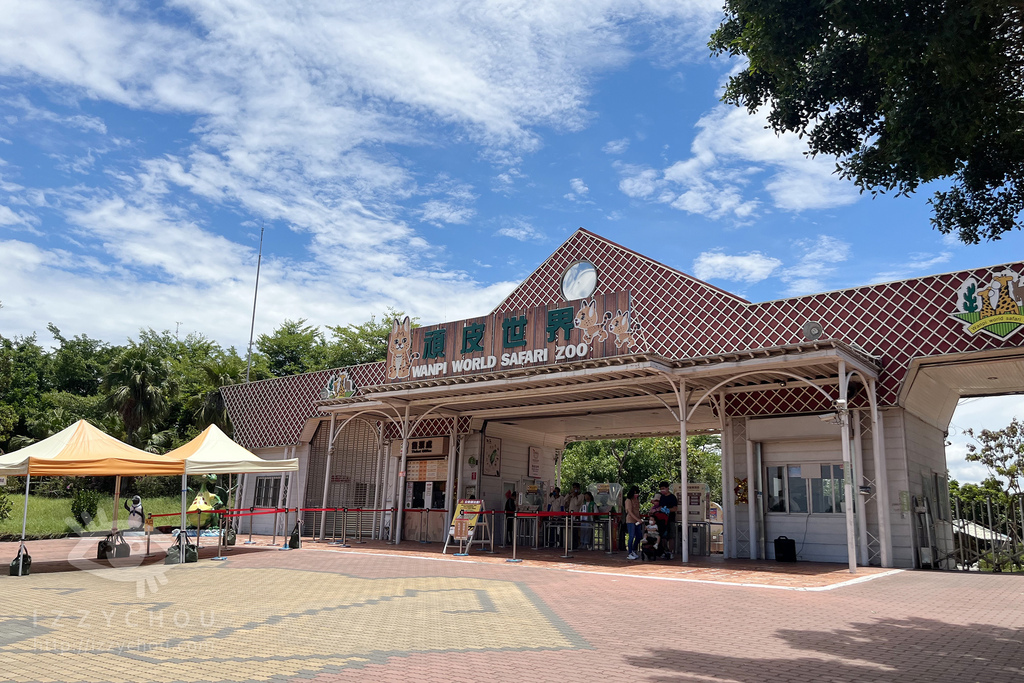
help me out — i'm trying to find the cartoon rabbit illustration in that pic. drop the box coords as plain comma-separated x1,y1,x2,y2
574,299,611,343
607,309,636,350
388,316,420,380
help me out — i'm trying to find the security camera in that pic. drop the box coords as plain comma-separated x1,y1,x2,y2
835,398,847,409
818,412,838,422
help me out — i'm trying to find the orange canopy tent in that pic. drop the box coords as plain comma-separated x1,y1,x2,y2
0,420,182,476
0,420,181,574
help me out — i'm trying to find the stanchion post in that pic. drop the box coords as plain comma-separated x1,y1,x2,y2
213,512,228,561
561,513,573,559
506,513,522,563
245,506,255,545
356,509,366,543
331,507,338,544
605,514,613,555
484,511,497,554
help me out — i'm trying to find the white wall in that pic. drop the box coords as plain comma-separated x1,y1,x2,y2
761,439,850,563
477,423,560,514
903,410,955,566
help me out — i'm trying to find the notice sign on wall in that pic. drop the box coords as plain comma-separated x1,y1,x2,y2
406,458,447,482
386,292,639,382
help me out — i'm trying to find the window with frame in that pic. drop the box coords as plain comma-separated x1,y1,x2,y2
254,476,282,508
765,463,848,514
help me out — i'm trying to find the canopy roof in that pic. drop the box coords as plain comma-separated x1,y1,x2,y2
164,424,298,474
0,420,181,476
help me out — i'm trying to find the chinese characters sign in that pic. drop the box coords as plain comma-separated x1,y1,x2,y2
385,292,638,382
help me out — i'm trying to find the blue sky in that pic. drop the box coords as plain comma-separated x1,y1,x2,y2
0,2,1020,481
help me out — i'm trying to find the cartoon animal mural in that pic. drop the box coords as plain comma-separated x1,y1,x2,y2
606,309,636,350
388,316,420,380
574,299,611,343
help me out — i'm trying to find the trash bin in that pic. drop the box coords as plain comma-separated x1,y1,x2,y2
774,536,797,562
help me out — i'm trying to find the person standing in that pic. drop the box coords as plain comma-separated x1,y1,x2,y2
624,486,642,560
658,481,679,559
579,492,596,550
504,490,518,545
563,483,584,550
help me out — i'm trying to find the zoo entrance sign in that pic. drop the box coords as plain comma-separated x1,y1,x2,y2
386,292,639,382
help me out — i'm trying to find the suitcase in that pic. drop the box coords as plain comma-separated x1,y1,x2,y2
774,536,797,562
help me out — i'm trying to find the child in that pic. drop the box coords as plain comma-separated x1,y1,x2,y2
641,496,669,560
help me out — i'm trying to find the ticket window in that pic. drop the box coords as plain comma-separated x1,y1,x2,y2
409,481,447,509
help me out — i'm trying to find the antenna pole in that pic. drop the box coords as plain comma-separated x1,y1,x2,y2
245,223,265,383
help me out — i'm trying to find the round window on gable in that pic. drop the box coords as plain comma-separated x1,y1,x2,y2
561,260,598,300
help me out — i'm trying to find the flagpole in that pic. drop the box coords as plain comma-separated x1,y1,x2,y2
245,223,265,383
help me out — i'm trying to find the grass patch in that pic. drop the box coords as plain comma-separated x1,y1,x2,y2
0,495,190,540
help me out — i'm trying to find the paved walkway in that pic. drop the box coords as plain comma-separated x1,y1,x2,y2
0,542,1021,682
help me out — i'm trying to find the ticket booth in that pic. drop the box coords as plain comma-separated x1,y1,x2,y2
402,437,449,542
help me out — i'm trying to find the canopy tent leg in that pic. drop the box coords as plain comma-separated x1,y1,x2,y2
112,475,121,533
179,473,187,564
18,473,30,575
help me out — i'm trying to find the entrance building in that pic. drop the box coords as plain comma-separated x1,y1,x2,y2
221,229,1024,570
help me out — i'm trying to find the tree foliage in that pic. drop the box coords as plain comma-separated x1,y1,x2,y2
0,310,401,459
710,0,1024,243
963,418,1024,497
561,435,722,505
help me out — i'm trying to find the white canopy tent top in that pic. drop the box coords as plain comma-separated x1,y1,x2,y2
164,424,298,474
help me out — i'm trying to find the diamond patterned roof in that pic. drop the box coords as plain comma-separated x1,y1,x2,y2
497,229,1023,408
221,363,385,449
224,229,1023,447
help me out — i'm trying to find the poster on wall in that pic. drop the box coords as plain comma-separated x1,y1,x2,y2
483,437,501,476
528,446,541,479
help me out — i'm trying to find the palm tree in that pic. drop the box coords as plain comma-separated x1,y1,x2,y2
101,345,176,446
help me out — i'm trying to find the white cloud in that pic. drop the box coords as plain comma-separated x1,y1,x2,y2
496,218,544,242
617,104,861,220
618,165,660,199
946,396,1024,484
603,137,630,154
779,235,851,295
692,250,782,284
565,177,591,201
872,251,953,283
0,0,729,344
419,200,475,225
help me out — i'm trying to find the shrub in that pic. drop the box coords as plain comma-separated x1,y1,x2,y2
70,488,101,527
0,492,11,522
133,476,181,499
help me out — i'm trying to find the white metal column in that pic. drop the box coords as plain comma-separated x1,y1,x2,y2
679,379,689,564
717,393,730,559
839,361,858,573
852,409,869,566
445,419,457,524
724,418,736,559
319,412,337,540
393,406,411,543
371,426,385,540
745,433,756,559
868,379,893,567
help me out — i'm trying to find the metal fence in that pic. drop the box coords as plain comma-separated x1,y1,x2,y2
949,495,1024,573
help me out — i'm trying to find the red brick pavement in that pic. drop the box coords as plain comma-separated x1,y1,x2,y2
217,549,1024,683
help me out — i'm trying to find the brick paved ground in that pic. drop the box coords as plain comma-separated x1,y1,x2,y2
0,544,1020,682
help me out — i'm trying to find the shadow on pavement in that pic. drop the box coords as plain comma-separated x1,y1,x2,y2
626,617,1024,682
